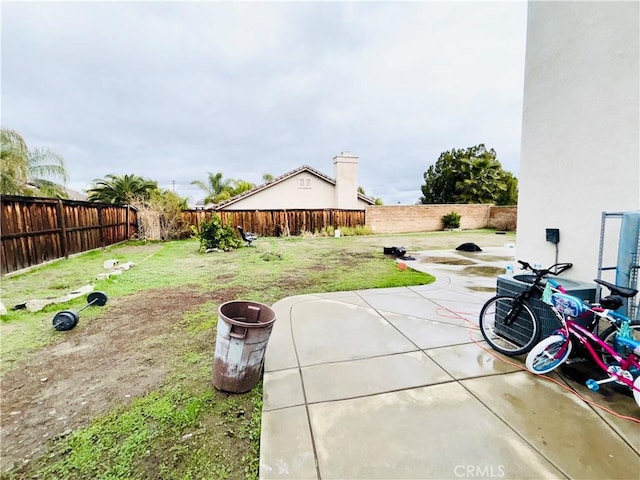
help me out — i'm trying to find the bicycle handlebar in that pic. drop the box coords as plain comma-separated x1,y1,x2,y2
517,260,573,278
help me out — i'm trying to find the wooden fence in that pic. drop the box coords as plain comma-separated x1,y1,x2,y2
1,195,138,275
2,199,517,275
182,209,367,237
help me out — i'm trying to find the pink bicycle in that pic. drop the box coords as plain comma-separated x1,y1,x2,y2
525,279,640,407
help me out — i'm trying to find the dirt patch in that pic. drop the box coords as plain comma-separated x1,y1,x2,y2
0,286,243,473
279,272,321,291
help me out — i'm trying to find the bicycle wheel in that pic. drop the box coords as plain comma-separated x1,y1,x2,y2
599,321,640,387
633,376,640,408
525,334,572,374
600,320,640,374
479,295,540,356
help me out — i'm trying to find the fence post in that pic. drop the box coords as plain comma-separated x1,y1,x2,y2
126,205,130,239
56,199,68,259
98,205,105,247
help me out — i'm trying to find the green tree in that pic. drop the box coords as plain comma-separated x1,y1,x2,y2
495,171,518,205
192,172,255,204
191,172,231,205
262,173,274,182
87,173,158,204
229,179,255,197
419,144,517,205
358,186,384,205
1,128,29,194
455,156,505,203
0,128,68,197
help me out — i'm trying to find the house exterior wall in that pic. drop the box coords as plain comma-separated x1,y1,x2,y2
334,152,359,209
218,171,371,210
517,1,639,283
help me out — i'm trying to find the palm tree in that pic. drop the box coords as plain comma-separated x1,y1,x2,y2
24,147,68,197
0,128,68,196
191,173,255,204
1,128,29,194
229,179,255,197
191,172,231,205
496,171,518,205
87,173,158,204
455,157,505,204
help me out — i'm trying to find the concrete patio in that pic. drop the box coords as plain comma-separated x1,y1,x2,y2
259,247,640,479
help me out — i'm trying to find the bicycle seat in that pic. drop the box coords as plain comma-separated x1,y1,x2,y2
594,279,638,298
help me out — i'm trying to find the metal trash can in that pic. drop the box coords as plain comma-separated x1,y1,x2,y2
496,274,596,339
213,300,276,393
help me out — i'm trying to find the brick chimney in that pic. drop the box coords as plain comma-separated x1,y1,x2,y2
333,151,359,209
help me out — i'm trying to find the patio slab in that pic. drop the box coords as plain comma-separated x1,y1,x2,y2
301,351,453,404
462,372,640,479
383,311,474,348
288,299,417,366
259,246,640,479
260,405,317,479
308,383,563,480
426,341,523,379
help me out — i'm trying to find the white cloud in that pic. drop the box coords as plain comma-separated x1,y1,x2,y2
1,1,527,205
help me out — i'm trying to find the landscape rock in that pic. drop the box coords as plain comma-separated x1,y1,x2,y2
18,285,95,312
103,259,119,269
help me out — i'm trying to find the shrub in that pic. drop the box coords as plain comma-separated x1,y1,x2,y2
319,225,335,237
495,218,517,232
131,191,191,241
192,215,242,252
339,225,373,236
442,212,461,230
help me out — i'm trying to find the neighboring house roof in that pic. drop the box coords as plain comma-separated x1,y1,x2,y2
213,165,375,210
65,187,88,201
23,182,88,201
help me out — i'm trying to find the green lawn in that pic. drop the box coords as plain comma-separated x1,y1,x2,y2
0,230,512,479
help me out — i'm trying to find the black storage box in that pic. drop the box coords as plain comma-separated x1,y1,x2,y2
495,274,597,340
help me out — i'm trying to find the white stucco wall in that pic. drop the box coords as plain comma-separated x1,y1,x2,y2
517,1,639,283
334,152,360,209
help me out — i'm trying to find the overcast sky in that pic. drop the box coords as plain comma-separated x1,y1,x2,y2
2,1,528,206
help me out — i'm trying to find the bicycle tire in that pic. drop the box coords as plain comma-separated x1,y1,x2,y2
598,321,640,388
634,376,640,408
599,321,640,361
479,295,540,356
525,334,572,374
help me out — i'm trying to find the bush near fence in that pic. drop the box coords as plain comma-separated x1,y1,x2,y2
182,209,366,237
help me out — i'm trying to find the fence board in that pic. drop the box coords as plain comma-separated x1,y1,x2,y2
1,195,138,275
182,209,366,237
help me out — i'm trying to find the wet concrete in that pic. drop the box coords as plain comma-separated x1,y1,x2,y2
259,246,640,479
